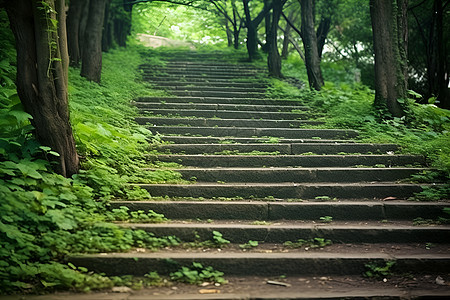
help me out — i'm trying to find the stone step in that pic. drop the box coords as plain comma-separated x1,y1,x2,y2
143,75,264,84
118,222,450,244
169,90,267,98
158,136,353,144
151,154,427,167
135,97,305,106
154,143,398,155
111,201,449,221
148,126,359,139
149,167,425,183
139,109,308,120
69,252,450,277
148,80,268,88
138,182,425,199
133,102,309,112
143,73,257,80
137,117,321,128
142,67,263,76
165,62,265,70
157,85,267,94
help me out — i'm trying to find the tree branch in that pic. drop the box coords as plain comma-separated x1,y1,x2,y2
281,10,302,39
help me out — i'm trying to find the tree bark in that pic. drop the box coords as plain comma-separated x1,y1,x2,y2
66,0,85,66
370,0,408,117
300,0,324,90
81,0,107,83
243,0,272,61
6,0,79,178
267,0,285,78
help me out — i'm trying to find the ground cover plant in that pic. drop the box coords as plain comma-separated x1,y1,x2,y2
0,14,183,291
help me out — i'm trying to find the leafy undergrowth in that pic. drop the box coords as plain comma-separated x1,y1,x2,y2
0,21,187,293
267,56,450,200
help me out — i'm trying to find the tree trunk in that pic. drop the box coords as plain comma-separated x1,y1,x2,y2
300,0,324,90
434,0,449,109
281,10,295,59
81,0,107,83
267,0,284,78
6,0,79,178
66,0,85,66
226,18,233,47
243,0,259,61
370,0,408,117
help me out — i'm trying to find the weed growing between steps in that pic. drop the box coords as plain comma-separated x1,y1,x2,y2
170,262,227,285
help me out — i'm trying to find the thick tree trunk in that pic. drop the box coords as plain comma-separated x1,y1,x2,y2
6,0,79,178
81,0,107,83
226,18,233,47
300,0,324,90
434,0,449,109
66,0,85,66
267,0,284,78
370,0,408,117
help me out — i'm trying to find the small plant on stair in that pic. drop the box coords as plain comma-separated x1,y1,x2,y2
107,206,168,223
170,262,227,285
239,240,259,249
363,260,396,280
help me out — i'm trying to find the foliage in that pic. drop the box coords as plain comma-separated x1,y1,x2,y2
185,231,231,249
364,260,396,279
106,206,168,223
0,19,182,292
239,240,259,249
132,2,227,46
170,262,227,285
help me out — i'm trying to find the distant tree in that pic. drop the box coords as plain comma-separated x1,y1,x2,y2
370,0,408,117
408,0,449,109
5,0,79,177
242,0,273,61
209,0,245,49
267,0,287,77
80,0,108,83
300,0,324,90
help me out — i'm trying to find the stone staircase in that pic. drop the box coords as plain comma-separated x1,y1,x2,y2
70,51,450,299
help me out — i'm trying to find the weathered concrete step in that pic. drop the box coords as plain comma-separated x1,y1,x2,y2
137,117,321,128
111,201,449,221
69,252,450,276
143,74,257,80
152,154,427,167
142,68,262,76
139,182,425,199
165,62,265,70
158,136,353,144
134,101,308,112
120,222,450,244
149,126,358,139
135,96,305,106
157,85,266,94
169,90,267,99
153,167,425,183
143,75,264,84
154,143,398,155
149,80,268,88
139,109,308,120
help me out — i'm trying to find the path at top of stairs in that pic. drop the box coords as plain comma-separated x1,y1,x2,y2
69,50,450,299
